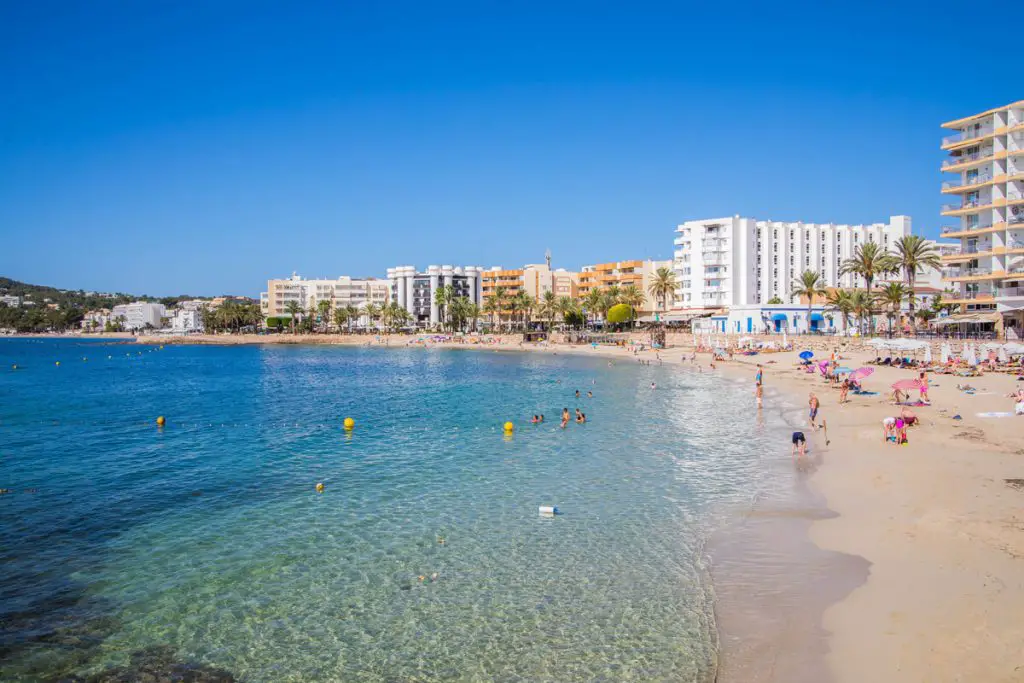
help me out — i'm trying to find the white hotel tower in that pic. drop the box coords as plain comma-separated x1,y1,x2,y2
386,265,483,327
673,215,912,311
939,99,1024,335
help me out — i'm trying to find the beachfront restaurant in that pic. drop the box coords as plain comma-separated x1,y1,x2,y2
695,304,837,335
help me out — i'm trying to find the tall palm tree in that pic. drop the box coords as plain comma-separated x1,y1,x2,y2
507,292,522,332
839,243,896,334
316,300,332,333
464,302,481,332
333,308,349,333
487,286,507,332
284,300,301,334
646,267,678,322
849,289,874,335
512,290,532,331
361,303,380,334
556,296,579,328
879,282,908,336
538,291,559,331
893,235,940,333
825,288,855,333
619,284,645,328
582,288,605,329
433,284,455,332
790,270,828,334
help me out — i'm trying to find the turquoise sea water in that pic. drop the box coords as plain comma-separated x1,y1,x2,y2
0,339,788,682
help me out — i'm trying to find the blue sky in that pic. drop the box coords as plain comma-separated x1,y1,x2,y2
0,1,1018,296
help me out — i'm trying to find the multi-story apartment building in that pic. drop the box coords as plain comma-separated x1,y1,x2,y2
481,263,579,303
0,295,20,307
576,259,673,314
939,99,1024,335
111,302,166,331
261,273,390,323
386,265,484,327
673,215,913,311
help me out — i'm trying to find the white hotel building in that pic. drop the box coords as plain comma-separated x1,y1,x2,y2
673,215,916,312
939,99,1024,337
261,273,390,323
387,265,483,328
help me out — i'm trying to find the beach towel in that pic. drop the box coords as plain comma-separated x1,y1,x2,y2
976,412,1016,418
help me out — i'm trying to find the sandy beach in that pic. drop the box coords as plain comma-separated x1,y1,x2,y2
124,331,1024,681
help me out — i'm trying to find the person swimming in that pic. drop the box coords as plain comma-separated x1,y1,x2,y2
539,414,545,423
575,390,580,398
531,415,539,424
587,391,593,398
561,408,570,428
576,411,586,424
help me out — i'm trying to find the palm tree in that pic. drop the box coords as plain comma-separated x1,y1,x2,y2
362,303,381,333
839,243,896,334
849,289,874,335
916,308,936,330
893,235,940,333
512,290,532,331
284,301,301,334
487,286,507,332
619,284,645,327
507,292,522,332
582,288,605,329
825,289,855,333
646,267,677,323
556,296,578,328
345,304,361,333
316,300,332,333
790,270,828,334
333,308,349,333
464,302,481,332
432,284,454,332
538,291,559,331
879,282,908,336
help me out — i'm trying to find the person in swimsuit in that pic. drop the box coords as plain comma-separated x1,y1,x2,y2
918,372,930,404
791,431,807,460
839,377,850,404
531,415,539,424
755,365,763,385
808,393,819,430
883,416,896,442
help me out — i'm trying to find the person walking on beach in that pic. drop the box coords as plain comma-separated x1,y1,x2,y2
839,377,850,404
918,372,930,404
808,393,819,430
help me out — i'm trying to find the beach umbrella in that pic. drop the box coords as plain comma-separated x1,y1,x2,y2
849,367,874,381
1004,342,1024,356
998,346,1009,363
965,344,978,366
799,350,814,360
835,366,853,374
940,343,951,364
782,330,788,347
923,345,932,364
892,378,921,390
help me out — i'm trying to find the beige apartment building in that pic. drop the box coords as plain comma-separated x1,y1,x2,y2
939,99,1024,336
261,273,390,322
481,263,578,303
576,259,672,315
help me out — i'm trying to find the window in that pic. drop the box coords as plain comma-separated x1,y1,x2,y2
805,231,810,241
773,255,778,265
773,229,778,239
789,255,795,266
773,243,778,253
836,245,841,255
757,268,762,278
757,255,762,264
773,269,778,279
805,256,810,266
854,234,859,243
821,243,826,254
789,229,794,240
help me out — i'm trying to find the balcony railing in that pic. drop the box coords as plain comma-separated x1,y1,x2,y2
959,290,995,299
942,150,993,168
1010,215,1024,225
942,175,992,190
942,201,982,212
961,268,993,277
942,127,993,146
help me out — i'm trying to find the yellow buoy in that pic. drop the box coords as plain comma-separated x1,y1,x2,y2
315,482,325,493
55,361,60,366
343,417,355,431
156,416,166,427
503,421,514,432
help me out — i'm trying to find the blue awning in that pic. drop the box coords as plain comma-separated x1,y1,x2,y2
772,313,788,321
810,313,824,321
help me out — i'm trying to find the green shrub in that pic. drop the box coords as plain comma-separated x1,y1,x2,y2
606,303,633,324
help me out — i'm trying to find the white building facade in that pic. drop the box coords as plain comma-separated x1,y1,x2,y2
387,265,484,328
0,295,20,307
171,309,204,334
939,99,1024,336
260,273,390,326
673,215,913,311
111,302,166,331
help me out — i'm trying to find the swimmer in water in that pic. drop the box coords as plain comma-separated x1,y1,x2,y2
561,408,570,428
651,382,656,389
587,391,593,398
575,389,580,398
576,411,586,424
531,415,539,424
539,414,545,423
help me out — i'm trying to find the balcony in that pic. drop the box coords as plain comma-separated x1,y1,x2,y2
941,175,993,192
942,149,996,169
941,126,995,148
998,287,1024,298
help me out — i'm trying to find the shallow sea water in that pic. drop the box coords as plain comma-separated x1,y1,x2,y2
0,340,792,682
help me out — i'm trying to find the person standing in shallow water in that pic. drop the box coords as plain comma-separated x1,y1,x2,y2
808,392,819,430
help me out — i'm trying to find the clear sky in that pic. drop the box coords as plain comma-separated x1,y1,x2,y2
0,0,1018,296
